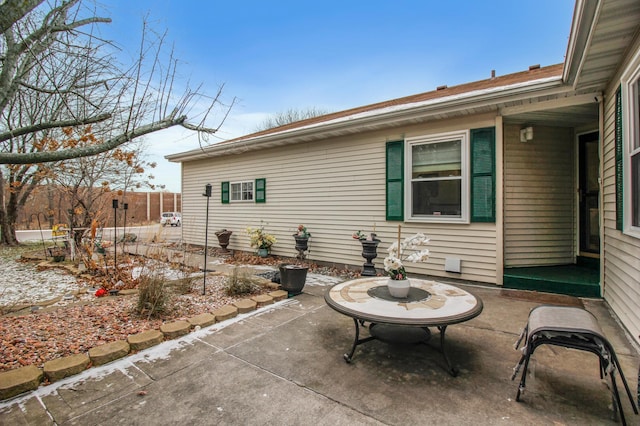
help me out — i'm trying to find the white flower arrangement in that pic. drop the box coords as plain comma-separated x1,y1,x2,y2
384,231,430,280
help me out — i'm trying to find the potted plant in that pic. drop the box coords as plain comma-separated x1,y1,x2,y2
246,224,276,257
383,226,430,298
215,229,233,252
293,224,311,259
278,263,309,295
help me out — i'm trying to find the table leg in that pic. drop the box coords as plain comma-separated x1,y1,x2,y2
343,318,375,363
437,325,458,377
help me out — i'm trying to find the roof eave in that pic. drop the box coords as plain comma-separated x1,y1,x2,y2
562,0,602,86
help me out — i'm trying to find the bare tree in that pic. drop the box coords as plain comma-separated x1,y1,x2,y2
0,0,229,165
0,0,234,244
255,107,330,131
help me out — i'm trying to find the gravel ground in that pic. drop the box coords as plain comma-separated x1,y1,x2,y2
0,245,272,374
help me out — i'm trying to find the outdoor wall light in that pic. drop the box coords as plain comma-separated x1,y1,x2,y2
520,126,534,143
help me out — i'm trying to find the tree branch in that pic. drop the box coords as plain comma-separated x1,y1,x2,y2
0,115,187,164
19,78,116,94
181,122,218,133
0,0,43,35
0,113,111,142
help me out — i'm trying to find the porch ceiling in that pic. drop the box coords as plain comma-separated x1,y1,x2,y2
503,103,599,128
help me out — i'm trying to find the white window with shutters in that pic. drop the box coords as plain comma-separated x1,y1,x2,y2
405,130,469,223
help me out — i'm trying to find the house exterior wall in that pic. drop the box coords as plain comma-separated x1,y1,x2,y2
503,124,575,267
181,113,499,284
601,35,640,345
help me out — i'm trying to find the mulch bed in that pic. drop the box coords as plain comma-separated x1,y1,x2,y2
0,246,358,374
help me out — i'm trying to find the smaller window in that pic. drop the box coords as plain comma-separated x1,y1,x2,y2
230,181,254,202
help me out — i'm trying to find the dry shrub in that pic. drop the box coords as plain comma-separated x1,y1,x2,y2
224,267,263,296
136,273,172,318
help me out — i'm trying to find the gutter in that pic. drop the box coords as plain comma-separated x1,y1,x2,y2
562,0,601,87
166,76,567,163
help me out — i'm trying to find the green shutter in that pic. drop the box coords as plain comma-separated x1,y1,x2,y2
221,181,229,204
615,87,624,231
470,127,496,222
386,140,404,221
255,178,266,203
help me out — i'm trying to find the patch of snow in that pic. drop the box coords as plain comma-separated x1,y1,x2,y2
0,261,81,306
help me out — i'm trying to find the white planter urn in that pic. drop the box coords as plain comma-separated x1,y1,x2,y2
387,278,410,298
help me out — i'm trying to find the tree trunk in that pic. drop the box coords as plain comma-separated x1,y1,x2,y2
0,213,18,245
0,171,21,246
0,196,18,246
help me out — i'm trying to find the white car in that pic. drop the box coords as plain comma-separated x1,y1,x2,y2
160,212,182,227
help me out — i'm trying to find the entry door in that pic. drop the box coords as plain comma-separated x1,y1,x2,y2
579,131,600,254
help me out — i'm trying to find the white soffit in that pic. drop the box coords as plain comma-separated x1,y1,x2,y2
567,0,640,91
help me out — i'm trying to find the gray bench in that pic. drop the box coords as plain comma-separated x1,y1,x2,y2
512,305,638,425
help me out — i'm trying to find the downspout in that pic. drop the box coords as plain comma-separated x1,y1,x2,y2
495,115,504,285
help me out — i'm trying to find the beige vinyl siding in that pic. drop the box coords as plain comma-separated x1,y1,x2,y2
601,38,640,345
503,124,575,267
180,115,498,284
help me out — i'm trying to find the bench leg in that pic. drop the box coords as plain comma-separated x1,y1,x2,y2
515,352,532,402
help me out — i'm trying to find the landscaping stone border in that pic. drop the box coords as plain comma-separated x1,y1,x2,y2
0,290,288,401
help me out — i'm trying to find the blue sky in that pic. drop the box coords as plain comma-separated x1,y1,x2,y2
99,1,575,192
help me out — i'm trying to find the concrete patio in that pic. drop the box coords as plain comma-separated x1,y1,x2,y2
0,275,638,425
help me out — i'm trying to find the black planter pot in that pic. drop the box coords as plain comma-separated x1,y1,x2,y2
279,263,309,295
360,234,381,276
293,236,309,259
215,230,233,252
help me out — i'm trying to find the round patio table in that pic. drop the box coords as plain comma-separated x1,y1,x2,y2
324,277,483,376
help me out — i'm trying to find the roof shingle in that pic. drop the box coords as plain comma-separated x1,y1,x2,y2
227,63,564,143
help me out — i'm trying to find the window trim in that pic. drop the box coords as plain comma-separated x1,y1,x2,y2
229,180,254,203
621,47,640,238
405,130,470,223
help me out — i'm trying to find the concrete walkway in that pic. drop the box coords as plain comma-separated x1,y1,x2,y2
0,273,638,425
